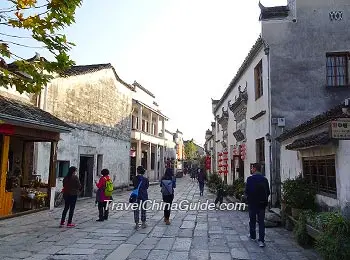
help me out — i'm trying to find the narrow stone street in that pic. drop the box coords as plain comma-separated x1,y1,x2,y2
0,176,320,260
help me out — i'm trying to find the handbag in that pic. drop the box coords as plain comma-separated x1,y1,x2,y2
129,178,143,203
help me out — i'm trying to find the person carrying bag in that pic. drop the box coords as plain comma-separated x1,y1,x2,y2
160,168,176,225
131,166,149,229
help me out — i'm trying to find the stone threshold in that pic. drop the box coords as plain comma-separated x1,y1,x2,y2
0,207,48,221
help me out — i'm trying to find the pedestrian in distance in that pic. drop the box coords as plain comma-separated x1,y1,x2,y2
197,168,206,196
95,169,113,222
191,167,196,181
160,168,176,225
214,180,225,207
132,166,149,230
245,163,270,248
60,166,81,228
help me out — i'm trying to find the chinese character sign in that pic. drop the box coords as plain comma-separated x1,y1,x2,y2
331,120,350,139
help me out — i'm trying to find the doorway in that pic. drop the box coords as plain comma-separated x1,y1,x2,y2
238,158,245,179
130,156,136,181
79,156,94,197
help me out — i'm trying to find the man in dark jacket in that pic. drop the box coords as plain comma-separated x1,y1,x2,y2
197,169,206,196
245,163,270,248
132,166,149,229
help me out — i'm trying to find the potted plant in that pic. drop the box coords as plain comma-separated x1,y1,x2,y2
282,175,316,219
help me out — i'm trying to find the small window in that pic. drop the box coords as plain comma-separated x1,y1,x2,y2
326,52,349,87
131,115,135,129
254,60,263,100
256,138,265,174
142,119,145,132
56,161,70,178
303,156,337,197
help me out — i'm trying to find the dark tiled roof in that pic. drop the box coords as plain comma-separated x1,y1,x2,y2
64,63,113,76
176,129,183,135
211,99,219,105
278,104,350,141
63,63,135,91
0,95,72,131
214,37,265,113
259,5,289,20
132,81,155,98
285,132,331,150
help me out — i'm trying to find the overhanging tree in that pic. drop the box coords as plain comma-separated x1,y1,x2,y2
184,139,197,161
0,0,82,94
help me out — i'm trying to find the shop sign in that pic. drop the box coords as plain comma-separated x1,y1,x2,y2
331,120,350,139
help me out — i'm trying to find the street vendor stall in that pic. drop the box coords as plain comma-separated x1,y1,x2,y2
0,95,72,217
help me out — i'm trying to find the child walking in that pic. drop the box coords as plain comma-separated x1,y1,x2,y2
95,169,113,221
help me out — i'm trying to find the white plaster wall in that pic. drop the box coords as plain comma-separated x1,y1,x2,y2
214,47,270,183
0,86,33,103
280,136,350,211
132,86,159,110
336,140,350,213
37,128,130,191
279,143,302,182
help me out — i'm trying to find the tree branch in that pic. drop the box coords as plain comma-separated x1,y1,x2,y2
0,4,49,14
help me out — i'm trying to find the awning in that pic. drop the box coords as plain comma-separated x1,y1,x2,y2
285,132,331,150
0,95,72,135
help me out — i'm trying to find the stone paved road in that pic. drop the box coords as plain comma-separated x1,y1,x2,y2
0,176,321,260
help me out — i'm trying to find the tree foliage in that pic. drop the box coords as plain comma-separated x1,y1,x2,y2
0,0,82,93
184,139,197,160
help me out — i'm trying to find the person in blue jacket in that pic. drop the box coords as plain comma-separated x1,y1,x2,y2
245,163,270,248
132,166,149,229
160,168,176,225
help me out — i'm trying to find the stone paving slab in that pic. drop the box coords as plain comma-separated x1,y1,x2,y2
0,176,322,260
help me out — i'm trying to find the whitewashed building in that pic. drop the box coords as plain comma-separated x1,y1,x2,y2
36,64,134,196
210,0,350,206
278,100,350,217
130,81,176,181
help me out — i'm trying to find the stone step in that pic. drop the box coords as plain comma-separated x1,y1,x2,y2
270,207,281,217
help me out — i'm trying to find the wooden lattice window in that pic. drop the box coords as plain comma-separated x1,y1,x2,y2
303,156,337,197
326,52,349,87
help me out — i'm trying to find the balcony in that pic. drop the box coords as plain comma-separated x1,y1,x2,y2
131,128,165,145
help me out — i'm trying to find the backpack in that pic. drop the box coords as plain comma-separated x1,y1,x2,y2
161,179,173,196
104,178,114,197
252,180,268,206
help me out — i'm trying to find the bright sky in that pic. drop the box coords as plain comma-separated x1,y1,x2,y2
1,0,287,146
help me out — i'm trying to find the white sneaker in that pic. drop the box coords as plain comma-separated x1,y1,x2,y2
247,234,256,241
134,223,139,230
258,241,265,247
